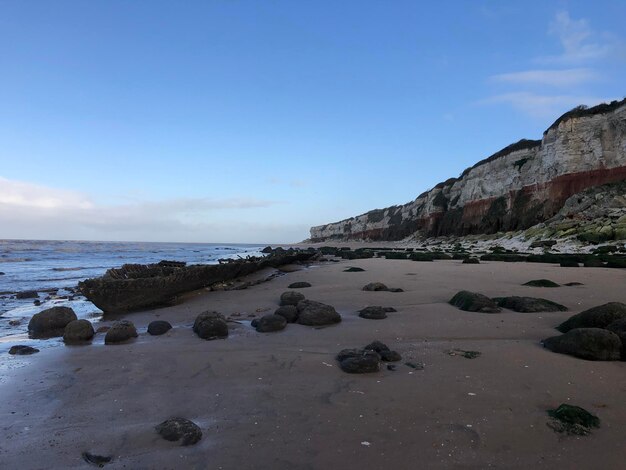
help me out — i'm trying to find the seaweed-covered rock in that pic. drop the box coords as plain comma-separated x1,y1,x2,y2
279,290,306,306
254,314,287,333
193,311,228,340
104,320,138,344
362,282,388,291
557,302,626,332
296,300,341,326
449,291,501,313
523,279,560,288
288,281,311,289
274,305,299,323
543,328,621,361
147,320,172,336
63,319,95,344
155,418,202,446
28,306,78,338
358,306,387,320
495,296,567,313
547,404,600,435
8,345,39,355
337,349,381,373
462,257,480,264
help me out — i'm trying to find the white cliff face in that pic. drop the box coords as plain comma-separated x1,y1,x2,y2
310,101,626,241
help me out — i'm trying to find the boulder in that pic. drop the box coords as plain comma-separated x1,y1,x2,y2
274,305,298,323
494,296,567,313
288,282,311,289
193,311,228,340
8,345,39,355
362,282,388,291
337,349,381,373
261,246,273,253
523,279,560,288
543,328,622,361
279,291,306,306
296,300,341,326
105,320,138,344
606,318,626,359
147,320,172,336
16,290,38,299
358,306,387,320
63,319,95,344
557,302,626,332
254,314,287,333
547,404,600,435
449,291,501,313
28,306,78,338
155,417,202,446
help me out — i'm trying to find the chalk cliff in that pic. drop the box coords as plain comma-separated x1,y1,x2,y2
310,99,626,242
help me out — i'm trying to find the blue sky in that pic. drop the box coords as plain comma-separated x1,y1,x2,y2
0,1,624,243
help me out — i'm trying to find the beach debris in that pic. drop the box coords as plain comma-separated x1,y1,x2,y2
288,281,311,289
104,320,138,345
358,306,387,320
360,441,371,447
28,306,78,339
462,257,480,264
8,345,40,355
147,320,172,336
543,328,622,361
344,267,365,272
280,290,306,306
16,290,38,299
447,349,481,359
63,319,95,344
404,361,424,370
493,296,567,313
449,291,501,313
547,404,600,435
523,279,560,288
557,302,626,332
155,417,202,446
274,305,298,323
254,314,287,333
296,300,341,326
193,311,228,340
82,451,112,467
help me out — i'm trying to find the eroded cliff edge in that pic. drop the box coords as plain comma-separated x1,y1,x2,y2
310,99,626,242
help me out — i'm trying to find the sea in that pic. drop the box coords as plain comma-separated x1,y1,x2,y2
0,239,266,343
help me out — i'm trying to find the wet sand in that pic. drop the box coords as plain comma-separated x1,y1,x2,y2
1,258,626,469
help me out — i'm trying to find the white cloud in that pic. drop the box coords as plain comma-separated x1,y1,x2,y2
544,11,611,63
481,92,607,119
490,68,599,87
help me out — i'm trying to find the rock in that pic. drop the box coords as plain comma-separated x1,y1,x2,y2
28,306,78,338
104,320,138,344
155,417,202,446
16,290,38,299
383,307,397,312
358,306,387,320
8,319,20,326
557,302,626,332
547,404,600,435
362,282,389,291
543,328,622,361
462,257,480,264
193,311,228,340
530,240,557,248
82,452,112,467
296,300,341,326
8,345,39,355
0,271,4,275
449,291,501,313
261,246,273,253
388,287,404,293
33,300,41,306
494,296,567,312
147,320,172,336
273,305,298,323
287,281,311,289
523,279,560,288
584,257,605,267
560,260,579,267
564,282,584,286
279,290,306,306
379,350,402,362
63,319,95,344
606,318,626,359
337,349,381,373
361,341,402,362
344,267,365,272
254,314,287,333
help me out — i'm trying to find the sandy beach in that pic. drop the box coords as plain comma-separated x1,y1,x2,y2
1,256,626,469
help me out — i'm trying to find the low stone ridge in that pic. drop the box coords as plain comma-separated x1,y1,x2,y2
274,305,298,323
63,319,95,344
104,320,138,344
280,290,306,306
254,314,287,333
358,306,388,320
147,320,172,336
449,291,501,313
193,311,228,340
296,300,341,326
287,282,311,289
494,296,567,313
155,417,202,446
523,279,560,288
557,302,626,332
8,345,39,355
543,328,622,361
547,404,600,436
28,306,78,339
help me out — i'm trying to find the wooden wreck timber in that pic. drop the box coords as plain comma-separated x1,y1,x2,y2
78,249,317,313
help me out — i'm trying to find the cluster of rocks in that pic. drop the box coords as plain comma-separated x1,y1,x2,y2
449,290,568,314
336,341,402,373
